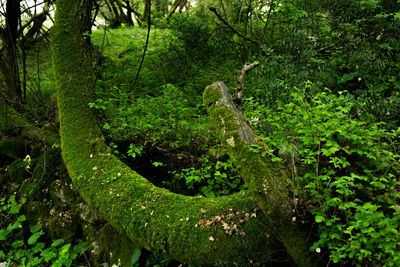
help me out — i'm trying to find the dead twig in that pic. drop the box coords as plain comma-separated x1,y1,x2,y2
234,61,260,103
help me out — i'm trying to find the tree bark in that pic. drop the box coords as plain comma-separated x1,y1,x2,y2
0,0,22,106
143,0,151,22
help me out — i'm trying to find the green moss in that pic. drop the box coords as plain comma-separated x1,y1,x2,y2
204,81,319,266
0,173,5,186
22,201,48,226
32,151,62,191
0,138,29,159
0,103,59,147
51,1,270,264
47,211,80,243
94,223,138,267
49,179,78,207
7,159,30,184
203,83,223,108
19,180,40,199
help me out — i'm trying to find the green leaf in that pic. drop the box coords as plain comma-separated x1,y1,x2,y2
28,231,44,245
232,34,239,43
315,215,325,223
130,247,142,266
30,224,42,233
12,240,25,249
9,205,21,214
31,242,45,254
59,243,71,255
51,239,65,247
0,229,10,240
41,248,56,262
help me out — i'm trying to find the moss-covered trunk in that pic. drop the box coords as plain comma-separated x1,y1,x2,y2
51,0,274,265
204,81,320,266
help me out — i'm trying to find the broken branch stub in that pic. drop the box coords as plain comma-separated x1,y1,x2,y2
235,61,260,101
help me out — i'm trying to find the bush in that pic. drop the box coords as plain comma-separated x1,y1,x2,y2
243,82,400,265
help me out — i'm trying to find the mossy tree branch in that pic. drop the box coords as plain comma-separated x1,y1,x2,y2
51,0,277,265
204,81,321,266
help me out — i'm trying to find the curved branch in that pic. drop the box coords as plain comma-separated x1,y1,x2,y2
209,7,260,46
133,0,151,88
51,0,271,265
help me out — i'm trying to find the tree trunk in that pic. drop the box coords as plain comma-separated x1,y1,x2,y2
51,0,321,265
0,0,22,106
51,0,274,265
204,81,321,266
154,0,168,16
143,0,151,22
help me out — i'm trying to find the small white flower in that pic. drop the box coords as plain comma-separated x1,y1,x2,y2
90,154,93,158
117,172,121,176
209,236,214,241
250,117,259,124
292,217,296,222
316,248,321,253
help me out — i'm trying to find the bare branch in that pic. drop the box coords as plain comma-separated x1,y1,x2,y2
235,61,260,101
209,7,260,46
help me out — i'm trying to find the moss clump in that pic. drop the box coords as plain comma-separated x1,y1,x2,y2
22,201,48,226
31,151,62,189
49,179,78,207
47,210,80,243
94,223,138,266
19,180,40,199
0,173,6,186
7,159,30,184
203,84,223,108
0,138,29,159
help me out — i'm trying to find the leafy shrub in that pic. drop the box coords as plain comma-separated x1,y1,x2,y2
90,84,209,151
0,196,88,266
171,154,246,198
243,82,400,265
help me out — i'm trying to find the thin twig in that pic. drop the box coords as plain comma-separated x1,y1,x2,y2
132,0,151,88
209,7,260,46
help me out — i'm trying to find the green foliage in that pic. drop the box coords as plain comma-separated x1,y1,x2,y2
244,82,400,264
90,83,208,150
0,196,88,266
171,154,246,198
